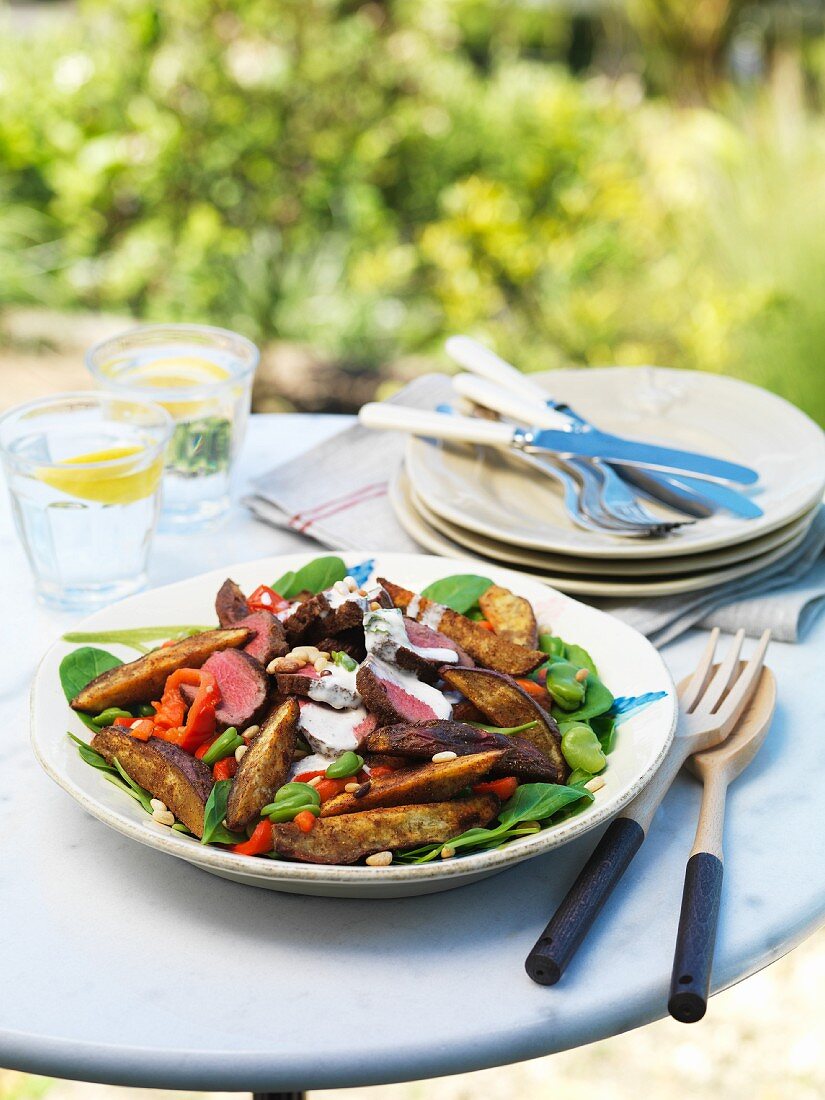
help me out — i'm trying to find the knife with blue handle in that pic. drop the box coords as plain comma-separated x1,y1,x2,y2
445,337,762,506
359,401,759,484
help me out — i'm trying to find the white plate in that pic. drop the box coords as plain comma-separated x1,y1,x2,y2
410,477,817,577
407,367,825,559
31,552,677,898
391,473,811,597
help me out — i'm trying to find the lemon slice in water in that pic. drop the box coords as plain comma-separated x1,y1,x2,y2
127,356,231,419
36,444,164,505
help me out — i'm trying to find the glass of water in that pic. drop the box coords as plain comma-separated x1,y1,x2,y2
86,324,259,529
0,393,172,610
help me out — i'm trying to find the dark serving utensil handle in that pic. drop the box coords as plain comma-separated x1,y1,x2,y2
668,852,724,1023
525,816,645,985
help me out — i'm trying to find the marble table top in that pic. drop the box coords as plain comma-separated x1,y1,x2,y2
1,415,823,1093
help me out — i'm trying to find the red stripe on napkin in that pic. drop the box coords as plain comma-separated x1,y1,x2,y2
289,481,388,534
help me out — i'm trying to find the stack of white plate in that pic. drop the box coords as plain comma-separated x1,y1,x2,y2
390,367,825,598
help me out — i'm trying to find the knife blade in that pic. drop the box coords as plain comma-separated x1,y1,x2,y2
446,337,762,504
358,402,758,484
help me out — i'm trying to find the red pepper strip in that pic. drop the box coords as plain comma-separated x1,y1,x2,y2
293,769,326,784
294,810,317,834
195,737,218,761
152,668,221,753
213,756,238,781
247,585,290,614
515,678,547,699
315,777,354,802
231,821,273,856
476,619,495,631
367,765,394,778
473,776,519,800
112,715,155,741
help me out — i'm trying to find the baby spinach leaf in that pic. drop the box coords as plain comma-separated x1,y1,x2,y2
272,556,348,598
112,758,154,813
420,574,493,614
552,676,614,723
498,782,592,827
591,712,617,755
565,643,598,677
67,731,116,771
202,779,234,845
60,647,123,728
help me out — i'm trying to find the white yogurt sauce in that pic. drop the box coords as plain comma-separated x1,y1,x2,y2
299,700,373,754
326,586,370,612
288,751,334,780
306,663,360,709
364,608,457,665
366,654,453,720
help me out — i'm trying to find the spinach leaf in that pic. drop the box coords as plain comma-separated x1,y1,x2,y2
67,731,116,771
591,712,617,755
565,643,598,677
552,676,614,723
201,779,244,845
62,625,212,654
498,782,592,827
60,646,123,728
420,574,493,614
112,758,154,813
272,556,348,598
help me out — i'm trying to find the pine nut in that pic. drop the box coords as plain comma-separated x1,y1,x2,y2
307,776,323,788
242,724,260,741
369,601,380,611
149,798,167,813
440,846,456,860
152,808,175,826
365,851,392,867
314,657,329,672
575,667,589,682
344,576,358,591
432,750,458,763
584,775,605,793
344,782,360,793
234,744,248,763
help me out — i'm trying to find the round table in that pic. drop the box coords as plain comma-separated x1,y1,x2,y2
1,415,823,1095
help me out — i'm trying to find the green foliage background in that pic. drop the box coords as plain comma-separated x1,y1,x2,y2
1,0,823,422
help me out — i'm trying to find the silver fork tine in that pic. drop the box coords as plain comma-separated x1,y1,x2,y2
716,629,771,736
680,628,720,712
699,629,746,714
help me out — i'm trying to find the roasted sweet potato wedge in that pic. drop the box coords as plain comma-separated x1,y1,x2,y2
320,749,505,817
440,667,568,781
365,720,562,782
90,727,213,837
478,584,538,648
225,698,298,830
378,578,543,676
70,627,250,713
271,794,499,864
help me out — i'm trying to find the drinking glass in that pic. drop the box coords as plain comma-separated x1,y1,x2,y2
0,393,172,610
86,324,258,529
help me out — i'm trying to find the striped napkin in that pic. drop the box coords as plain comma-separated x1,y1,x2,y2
244,376,825,646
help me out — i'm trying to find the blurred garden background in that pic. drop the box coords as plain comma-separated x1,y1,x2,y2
1,0,824,421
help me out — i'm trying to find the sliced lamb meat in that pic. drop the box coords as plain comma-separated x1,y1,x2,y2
232,610,288,666
297,699,377,756
198,649,270,731
275,663,360,710
362,608,470,683
215,578,250,626
356,654,452,726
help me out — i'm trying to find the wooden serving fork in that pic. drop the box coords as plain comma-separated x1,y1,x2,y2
668,662,777,1022
525,627,771,986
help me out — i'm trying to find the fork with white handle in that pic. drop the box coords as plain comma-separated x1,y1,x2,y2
524,626,771,986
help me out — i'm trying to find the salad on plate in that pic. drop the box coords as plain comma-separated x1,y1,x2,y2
61,556,632,867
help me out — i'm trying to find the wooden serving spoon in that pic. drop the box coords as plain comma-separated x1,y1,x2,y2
667,663,777,1023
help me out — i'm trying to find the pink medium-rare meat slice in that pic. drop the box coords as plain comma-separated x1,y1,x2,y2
403,619,474,667
233,610,288,665
297,699,377,755
356,654,452,726
198,649,270,731
215,578,250,626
